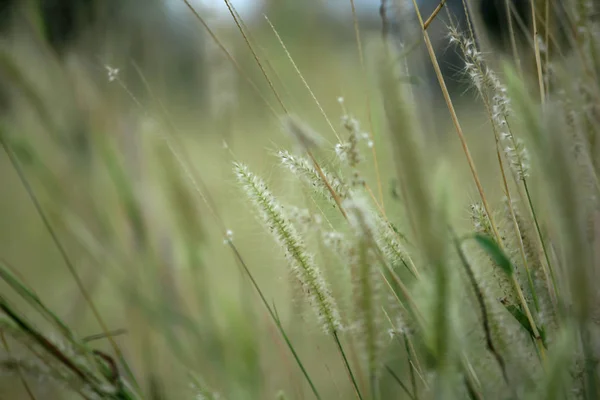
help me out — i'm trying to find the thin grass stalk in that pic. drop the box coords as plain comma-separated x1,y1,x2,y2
481,96,541,311
504,0,523,76
229,3,296,108
522,179,560,301
423,0,447,29
307,151,349,220
408,0,504,247
544,0,550,95
377,38,420,239
182,0,279,117
403,333,420,399
348,0,386,213
266,309,305,400
378,260,425,330
262,23,398,222
333,331,364,400
0,260,73,339
530,0,546,104
502,118,560,303
390,312,429,391
223,0,288,114
382,308,421,399
385,365,416,400
120,64,232,375
227,244,323,400
379,249,484,397
448,23,553,342
264,15,341,141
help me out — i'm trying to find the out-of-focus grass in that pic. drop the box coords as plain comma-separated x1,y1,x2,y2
1,2,593,399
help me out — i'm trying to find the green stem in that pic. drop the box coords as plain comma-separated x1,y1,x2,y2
385,365,416,400
523,180,560,300
404,333,419,400
228,244,323,400
333,331,364,400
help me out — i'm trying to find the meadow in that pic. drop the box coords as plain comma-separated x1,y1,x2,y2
0,1,598,399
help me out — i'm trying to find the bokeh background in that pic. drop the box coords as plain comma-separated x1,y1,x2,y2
0,0,517,398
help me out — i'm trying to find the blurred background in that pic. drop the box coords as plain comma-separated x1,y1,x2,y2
0,0,510,398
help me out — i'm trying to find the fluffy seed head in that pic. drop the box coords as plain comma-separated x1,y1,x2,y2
234,163,342,334
470,203,493,237
278,150,349,203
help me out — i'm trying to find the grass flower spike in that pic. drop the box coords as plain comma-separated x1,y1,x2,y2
234,162,342,335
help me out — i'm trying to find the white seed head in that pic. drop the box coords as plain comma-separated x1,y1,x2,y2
105,65,119,82
278,150,349,203
234,163,342,334
470,203,493,236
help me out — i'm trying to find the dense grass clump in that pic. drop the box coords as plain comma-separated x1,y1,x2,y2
0,0,599,399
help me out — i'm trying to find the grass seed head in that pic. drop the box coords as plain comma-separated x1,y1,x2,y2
234,162,342,334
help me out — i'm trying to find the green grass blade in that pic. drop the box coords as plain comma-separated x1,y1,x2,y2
472,234,514,276
0,259,73,339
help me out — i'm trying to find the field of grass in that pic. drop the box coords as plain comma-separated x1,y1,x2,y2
0,1,599,399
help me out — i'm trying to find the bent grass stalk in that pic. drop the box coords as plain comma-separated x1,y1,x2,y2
530,0,546,104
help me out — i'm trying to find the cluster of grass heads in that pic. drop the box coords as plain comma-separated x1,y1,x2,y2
1,0,599,398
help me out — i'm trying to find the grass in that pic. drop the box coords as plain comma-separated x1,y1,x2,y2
0,0,599,399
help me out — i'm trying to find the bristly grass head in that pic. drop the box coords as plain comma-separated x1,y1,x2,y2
278,149,349,204
233,162,342,335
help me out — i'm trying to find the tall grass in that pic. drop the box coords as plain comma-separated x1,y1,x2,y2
0,0,599,399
